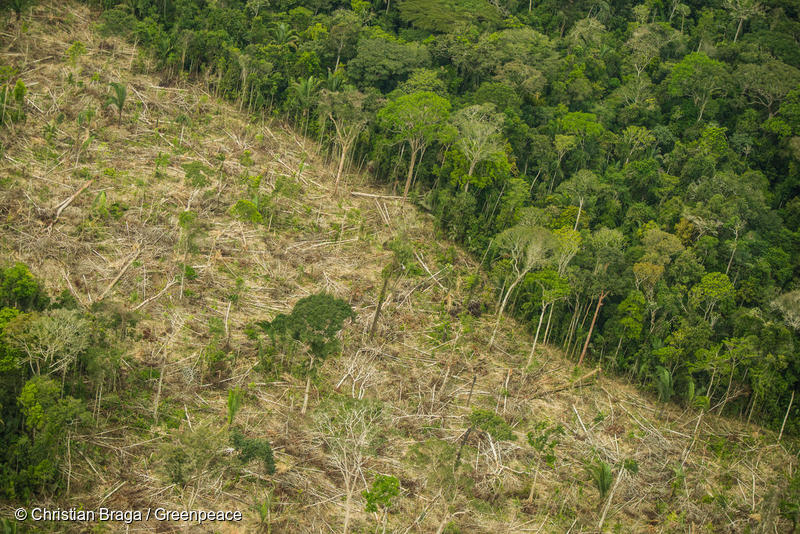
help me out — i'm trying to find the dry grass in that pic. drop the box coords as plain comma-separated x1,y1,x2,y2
0,3,797,533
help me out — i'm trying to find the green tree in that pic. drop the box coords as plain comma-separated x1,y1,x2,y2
6,0,34,20
377,91,452,200
261,294,354,414
625,23,679,104
690,272,734,322
667,52,729,122
347,35,430,93
586,459,613,500
578,228,626,366
724,0,763,43
452,104,505,192
618,125,656,165
489,225,555,347
737,61,800,117
557,169,606,230
16,376,91,494
290,75,320,137
0,263,48,310
363,474,399,534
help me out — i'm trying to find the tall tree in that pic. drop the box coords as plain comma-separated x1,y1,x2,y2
667,52,730,122
377,91,452,200
526,269,570,367
319,88,369,193
260,294,354,414
489,225,555,348
737,61,800,117
452,104,504,191
724,0,763,43
557,169,606,230
578,228,625,366
290,75,321,137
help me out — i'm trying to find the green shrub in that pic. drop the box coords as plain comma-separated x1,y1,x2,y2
230,199,263,224
586,460,613,499
182,161,210,187
230,427,275,474
364,474,399,511
0,79,27,126
469,409,516,442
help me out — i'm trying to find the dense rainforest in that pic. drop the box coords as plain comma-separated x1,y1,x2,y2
64,0,800,433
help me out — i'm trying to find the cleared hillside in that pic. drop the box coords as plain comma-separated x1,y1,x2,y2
0,3,797,533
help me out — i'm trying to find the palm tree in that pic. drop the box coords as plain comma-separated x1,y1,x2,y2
290,76,320,138
106,82,127,126
271,22,298,49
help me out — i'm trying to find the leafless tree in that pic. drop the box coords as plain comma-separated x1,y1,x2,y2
314,398,383,534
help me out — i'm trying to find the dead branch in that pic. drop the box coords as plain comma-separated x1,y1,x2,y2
96,249,140,303
351,191,404,200
132,277,177,311
48,179,93,227
530,367,602,398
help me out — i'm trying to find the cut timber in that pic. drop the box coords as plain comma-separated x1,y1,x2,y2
61,269,88,309
351,191,404,200
96,250,140,303
48,179,93,227
532,367,602,399
132,278,177,311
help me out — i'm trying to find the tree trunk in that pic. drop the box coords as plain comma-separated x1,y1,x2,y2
578,291,606,366
747,391,758,424
464,160,477,192
718,359,736,415
682,409,704,468
489,275,523,348
778,390,795,443
597,469,622,531
434,506,451,534
343,482,353,534
573,198,583,231
734,17,743,43
613,336,623,370
454,425,473,470
563,297,581,350
726,235,738,275
301,374,311,415
697,96,708,123
543,302,554,346
527,466,539,502
369,276,389,339
526,302,548,368
334,142,349,194
402,147,419,201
